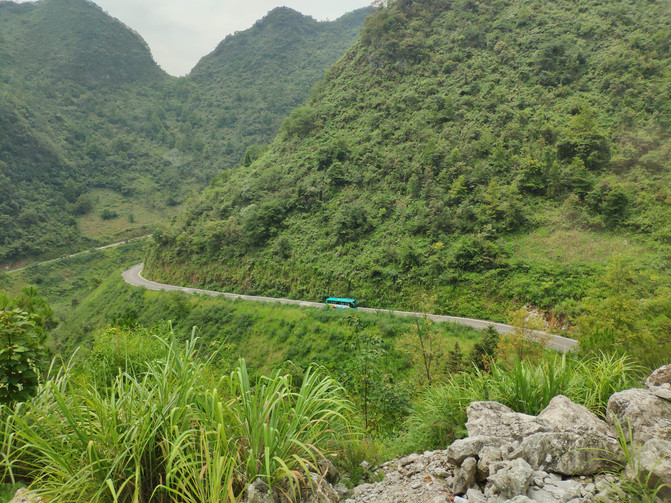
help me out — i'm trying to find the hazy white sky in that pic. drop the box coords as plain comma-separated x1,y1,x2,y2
16,0,373,76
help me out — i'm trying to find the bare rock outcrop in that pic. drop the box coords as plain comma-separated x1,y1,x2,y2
245,479,277,503
464,395,623,475
446,435,510,465
347,450,454,503
8,489,43,503
303,472,340,503
635,438,671,501
486,458,535,499
645,363,671,390
452,456,477,495
244,469,340,503
346,364,671,503
466,402,545,440
607,386,671,444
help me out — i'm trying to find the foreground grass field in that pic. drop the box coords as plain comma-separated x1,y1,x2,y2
0,331,356,502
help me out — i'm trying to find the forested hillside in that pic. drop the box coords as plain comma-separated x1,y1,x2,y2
147,0,671,363
186,6,371,174
0,0,368,263
0,0,170,260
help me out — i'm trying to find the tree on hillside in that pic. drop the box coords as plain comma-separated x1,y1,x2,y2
410,314,441,385
498,307,548,363
338,314,385,431
469,325,499,371
398,295,449,385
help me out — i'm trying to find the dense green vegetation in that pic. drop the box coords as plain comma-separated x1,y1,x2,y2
187,6,371,175
147,0,670,365
0,0,668,500
0,240,146,333
0,0,368,264
0,326,356,502
0,0,170,261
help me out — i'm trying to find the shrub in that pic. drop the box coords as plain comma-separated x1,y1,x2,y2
100,209,118,220
0,309,45,406
281,106,319,139
447,235,501,272
73,194,92,215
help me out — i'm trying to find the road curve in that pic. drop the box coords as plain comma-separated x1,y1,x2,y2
123,263,579,353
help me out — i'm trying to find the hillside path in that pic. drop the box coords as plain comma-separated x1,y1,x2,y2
4,235,152,274
123,264,579,353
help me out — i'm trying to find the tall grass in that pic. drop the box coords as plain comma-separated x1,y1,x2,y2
491,356,572,415
606,418,670,502
0,330,355,502
403,352,642,453
567,353,643,416
404,371,495,450
222,359,353,498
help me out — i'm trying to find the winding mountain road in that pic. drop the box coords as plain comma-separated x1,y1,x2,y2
123,264,579,353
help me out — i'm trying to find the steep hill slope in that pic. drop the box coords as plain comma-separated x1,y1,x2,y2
0,0,173,261
185,6,371,171
146,0,670,353
0,1,369,264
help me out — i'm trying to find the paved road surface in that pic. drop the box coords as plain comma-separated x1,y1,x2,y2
123,263,578,353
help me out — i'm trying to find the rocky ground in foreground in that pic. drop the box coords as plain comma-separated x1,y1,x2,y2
10,365,671,503
342,364,671,503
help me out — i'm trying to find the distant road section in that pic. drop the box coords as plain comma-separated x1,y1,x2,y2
123,263,579,353
4,235,152,274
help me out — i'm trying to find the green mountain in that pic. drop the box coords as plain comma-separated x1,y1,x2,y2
0,0,369,263
146,0,670,356
0,0,163,85
0,0,176,262
186,6,372,171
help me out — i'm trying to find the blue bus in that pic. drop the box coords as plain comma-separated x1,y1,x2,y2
326,297,359,309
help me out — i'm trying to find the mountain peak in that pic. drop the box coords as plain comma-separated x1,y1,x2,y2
0,0,165,85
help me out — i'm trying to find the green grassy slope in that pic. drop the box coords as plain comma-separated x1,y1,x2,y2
146,0,670,352
45,271,481,379
0,1,369,264
0,240,147,334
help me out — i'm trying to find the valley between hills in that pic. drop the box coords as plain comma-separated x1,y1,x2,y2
0,0,670,501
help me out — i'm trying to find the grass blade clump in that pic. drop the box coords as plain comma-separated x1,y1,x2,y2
567,353,643,417
224,360,355,497
403,370,495,452
492,356,572,415
0,324,355,502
